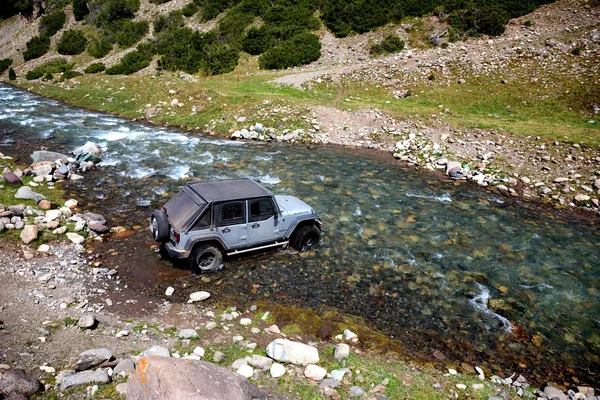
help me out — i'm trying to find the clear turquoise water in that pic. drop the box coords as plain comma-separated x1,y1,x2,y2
1,84,598,383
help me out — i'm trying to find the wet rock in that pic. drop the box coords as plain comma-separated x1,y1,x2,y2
77,314,96,329
73,142,101,157
140,345,170,358
88,222,109,234
334,344,350,360
304,364,327,381
0,369,42,396
127,357,263,400
15,187,45,203
3,171,22,185
74,348,112,371
20,225,38,245
266,339,319,366
60,369,109,390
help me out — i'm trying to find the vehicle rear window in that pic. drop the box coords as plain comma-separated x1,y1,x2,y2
165,192,205,231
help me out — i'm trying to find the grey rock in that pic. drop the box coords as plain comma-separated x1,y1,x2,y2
544,386,568,400
213,351,226,363
77,314,96,329
88,222,109,234
3,171,22,185
247,355,272,369
20,225,39,245
319,378,340,390
73,141,101,156
60,369,110,390
74,348,112,371
81,212,106,225
349,386,365,397
15,187,45,203
178,329,198,339
334,343,350,360
140,345,170,358
114,359,135,376
31,151,69,164
574,194,591,206
231,358,248,370
0,369,42,396
266,339,319,366
127,356,263,400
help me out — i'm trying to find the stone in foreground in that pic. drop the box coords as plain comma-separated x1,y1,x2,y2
266,339,319,366
0,369,42,396
60,369,109,390
20,225,38,245
127,356,263,400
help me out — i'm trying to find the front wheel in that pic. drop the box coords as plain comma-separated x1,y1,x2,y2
290,225,321,252
189,244,223,273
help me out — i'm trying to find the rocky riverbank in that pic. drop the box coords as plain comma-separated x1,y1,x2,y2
1,238,597,399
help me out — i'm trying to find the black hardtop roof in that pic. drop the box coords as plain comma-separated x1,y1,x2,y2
186,179,273,203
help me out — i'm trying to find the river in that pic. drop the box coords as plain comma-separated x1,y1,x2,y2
1,83,598,384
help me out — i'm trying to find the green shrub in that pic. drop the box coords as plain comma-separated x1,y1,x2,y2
87,36,113,58
90,0,140,27
477,6,509,36
44,71,53,80
8,67,16,80
1,0,34,20
151,0,171,3
23,36,50,61
259,33,320,69
242,26,274,55
106,50,151,74
194,0,240,22
155,28,207,73
0,58,12,74
370,34,404,56
73,0,89,20
39,10,66,37
571,47,581,56
84,62,106,73
181,2,198,17
114,19,149,47
202,42,239,75
57,30,88,55
62,70,82,79
154,11,184,34
26,70,44,80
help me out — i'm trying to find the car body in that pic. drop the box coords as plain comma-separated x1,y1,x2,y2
150,179,322,272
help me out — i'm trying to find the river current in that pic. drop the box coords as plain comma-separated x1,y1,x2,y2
1,84,598,384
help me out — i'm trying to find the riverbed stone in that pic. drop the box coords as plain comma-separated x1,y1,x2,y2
31,151,69,163
73,142,101,156
334,343,350,360
266,339,319,366
88,222,109,234
20,225,38,244
574,194,591,206
65,199,78,209
77,314,96,329
247,355,272,370
74,348,112,371
178,329,198,339
140,345,170,358
127,357,263,400
66,232,85,245
3,171,22,185
114,359,135,376
544,386,568,400
304,364,326,381
15,187,45,203
190,291,211,302
0,369,42,396
236,364,254,378
60,369,109,390
270,363,285,378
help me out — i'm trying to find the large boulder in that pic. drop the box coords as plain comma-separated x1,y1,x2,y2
266,339,319,366
127,357,263,400
31,151,69,164
0,369,42,396
73,142,101,156
3,171,22,185
20,225,39,245
15,187,45,203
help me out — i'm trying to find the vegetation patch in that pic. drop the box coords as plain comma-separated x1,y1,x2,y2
23,36,51,61
370,34,405,56
73,0,90,20
153,11,184,35
57,30,88,55
39,10,67,38
106,49,152,75
113,19,149,48
0,58,12,74
87,35,114,58
25,59,74,80
84,62,106,73
258,33,321,70
181,2,198,17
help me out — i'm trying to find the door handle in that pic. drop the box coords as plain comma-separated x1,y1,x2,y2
222,227,231,233
251,223,260,229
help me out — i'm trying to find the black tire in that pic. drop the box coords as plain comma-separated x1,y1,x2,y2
150,209,170,242
290,225,321,252
189,243,223,273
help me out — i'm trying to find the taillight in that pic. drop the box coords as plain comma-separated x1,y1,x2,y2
173,231,180,243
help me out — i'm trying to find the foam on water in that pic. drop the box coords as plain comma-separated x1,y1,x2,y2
406,192,453,204
258,174,281,185
122,167,156,179
519,283,554,290
354,206,362,216
469,283,514,333
167,165,191,180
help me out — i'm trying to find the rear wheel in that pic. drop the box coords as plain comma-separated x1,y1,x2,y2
290,225,320,252
189,244,223,273
150,210,169,242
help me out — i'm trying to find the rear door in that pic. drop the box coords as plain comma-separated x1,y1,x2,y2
246,197,279,246
215,201,247,249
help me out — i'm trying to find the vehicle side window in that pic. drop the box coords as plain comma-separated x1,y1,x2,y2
249,198,275,222
218,201,245,226
191,210,211,231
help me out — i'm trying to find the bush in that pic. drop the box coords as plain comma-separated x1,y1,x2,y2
90,0,140,27
26,70,44,80
242,26,274,55
23,36,50,61
370,34,404,56
39,10,66,37
26,59,74,80
154,11,184,34
62,70,82,79
115,19,149,47
151,0,171,3
477,6,509,36
0,58,12,74
73,0,89,20
203,43,239,75
57,30,88,55
259,33,320,69
8,67,16,80
571,47,581,56
181,2,198,17
84,62,106,73
87,36,113,58
106,50,151,74
1,0,34,20
44,71,53,80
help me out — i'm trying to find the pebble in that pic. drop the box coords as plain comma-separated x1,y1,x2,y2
236,364,254,378
189,291,210,302
240,318,252,326
270,363,286,378
165,287,174,296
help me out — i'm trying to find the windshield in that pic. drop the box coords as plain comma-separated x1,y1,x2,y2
165,191,206,231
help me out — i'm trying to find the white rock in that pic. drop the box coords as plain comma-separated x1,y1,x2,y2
65,199,78,209
304,364,327,381
236,364,254,378
343,329,357,341
334,343,350,360
456,384,467,390
270,363,286,378
233,335,244,343
189,291,210,302
116,330,129,338
448,369,458,375
266,339,319,366
472,383,484,390
66,232,85,245
165,286,174,296
240,318,251,326
193,347,205,358
267,325,280,334
39,366,55,373
38,244,50,253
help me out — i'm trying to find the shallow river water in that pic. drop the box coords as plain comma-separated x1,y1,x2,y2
1,84,599,384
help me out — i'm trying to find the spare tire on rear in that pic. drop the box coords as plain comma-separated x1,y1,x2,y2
150,209,170,242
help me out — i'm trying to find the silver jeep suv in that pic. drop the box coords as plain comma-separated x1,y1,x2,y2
150,179,322,272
